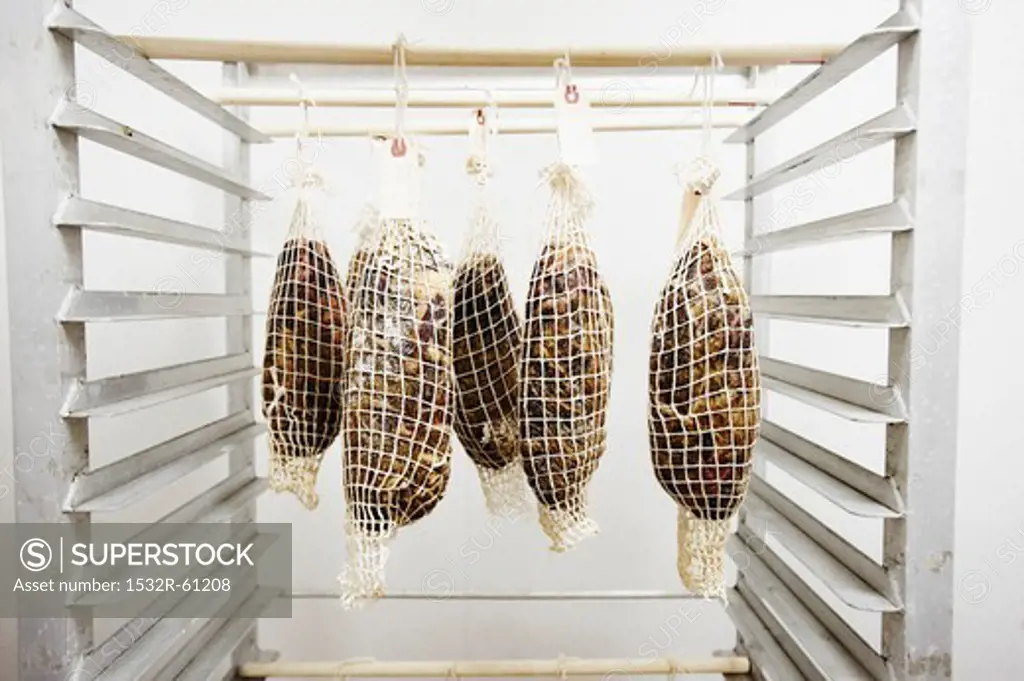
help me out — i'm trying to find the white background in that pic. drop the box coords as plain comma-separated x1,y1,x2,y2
1,0,1022,679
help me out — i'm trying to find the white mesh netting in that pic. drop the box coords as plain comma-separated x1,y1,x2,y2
260,167,347,511
520,162,614,552
452,133,529,516
339,204,455,608
648,156,761,601
345,204,382,297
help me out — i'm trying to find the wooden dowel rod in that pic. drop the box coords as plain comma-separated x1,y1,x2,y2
260,113,749,138
210,86,776,109
284,589,711,601
237,656,752,678
121,35,841,67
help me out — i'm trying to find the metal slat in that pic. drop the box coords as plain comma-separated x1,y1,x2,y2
58,287,252,322
50,102,270,200
61,354,258,418
153,582,261,681
757,419,901,516
745,479,899,612
761,435,899,518
737,200,912,257
734,546,873,681
54,196,272,257
169,588,280,681
730,534,891,681
46,6,270,143
760,357,906,423
724,106,915,201
161,472,268,527
66,415,265,512
751,294,909,328
728,590,806,681
725,10,918,144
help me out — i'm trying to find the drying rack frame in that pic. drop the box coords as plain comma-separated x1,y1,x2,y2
0,0,969,679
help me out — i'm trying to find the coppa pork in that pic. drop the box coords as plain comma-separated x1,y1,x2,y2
451,149,527,516
340,218,454,608
261,172,347,511
648,158,761,600
520,163,614,552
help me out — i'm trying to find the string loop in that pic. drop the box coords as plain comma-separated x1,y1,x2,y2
392,33,410,155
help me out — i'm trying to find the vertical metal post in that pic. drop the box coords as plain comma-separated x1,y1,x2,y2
222,60,261,671
741,65,774,503
742,65,773,450
0,2,92,680
223,61,256,494
883,2,970,679
736,64,775,661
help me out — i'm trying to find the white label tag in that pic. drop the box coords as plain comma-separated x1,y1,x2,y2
554,86,597,166
373,136,422,220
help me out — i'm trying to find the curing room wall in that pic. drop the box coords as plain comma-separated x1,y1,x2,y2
954,2,1024,678
61,1,1024,680
0,130,17,669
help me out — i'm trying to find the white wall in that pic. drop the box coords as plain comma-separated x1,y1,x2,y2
3,0,1020,678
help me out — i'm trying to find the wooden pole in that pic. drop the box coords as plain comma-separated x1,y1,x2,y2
237,656,752,678
259,112,750,138
119,36,842,67
209,86,776,109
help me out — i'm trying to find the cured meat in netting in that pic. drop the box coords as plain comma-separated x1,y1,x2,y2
261,170,347,511
648,158,761,600
346,204,382,301
520,163,614,552
451,153,528,515
340,217,454,607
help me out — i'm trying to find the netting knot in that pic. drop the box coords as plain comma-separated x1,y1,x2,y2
677,155,720,196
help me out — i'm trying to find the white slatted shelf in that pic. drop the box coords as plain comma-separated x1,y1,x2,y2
65,414,265,512
724,105,915,201
58,287,253,322
71,474,269,609
737,200,912,257
729,534,890,681
167,588,280,681
91,582,260,681
54,196,273,257
750,294,909,328
734,544,875,681
76,531,278,613
745,479,900,612
70,522,262,607
47,6,270,143
728,590,805,681
72,486,269,680
759,422,902,516
61,354,258,418
726,10,918,144
50,102,270,200
760,357,906,423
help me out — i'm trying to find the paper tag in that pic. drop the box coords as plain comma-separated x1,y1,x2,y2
554,85,597,166
372,136,422,220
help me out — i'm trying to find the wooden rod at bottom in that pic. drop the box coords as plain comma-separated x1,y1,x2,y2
237,656,751,678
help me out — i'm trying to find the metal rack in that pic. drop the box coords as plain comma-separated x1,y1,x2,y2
0,1,968,679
